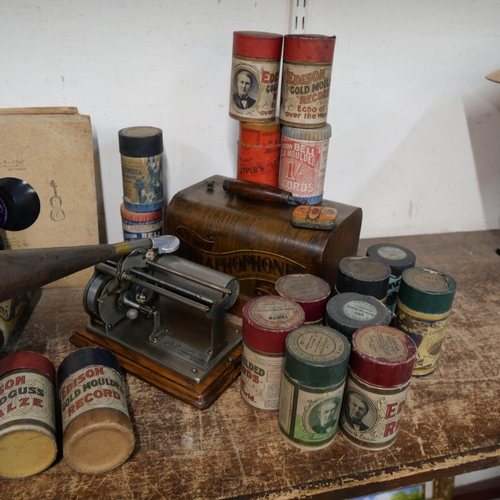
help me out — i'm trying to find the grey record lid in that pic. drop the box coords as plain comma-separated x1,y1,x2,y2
325,292,392,337
366,243,416,276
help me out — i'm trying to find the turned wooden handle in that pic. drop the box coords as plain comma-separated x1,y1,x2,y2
222,178,293,204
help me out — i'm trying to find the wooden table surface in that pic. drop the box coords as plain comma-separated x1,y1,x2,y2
1,230,499,500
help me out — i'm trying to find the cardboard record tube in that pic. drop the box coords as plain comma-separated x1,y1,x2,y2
0,352,57,478
58,347,135,474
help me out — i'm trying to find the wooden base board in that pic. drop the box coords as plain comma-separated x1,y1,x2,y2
70,328,242,410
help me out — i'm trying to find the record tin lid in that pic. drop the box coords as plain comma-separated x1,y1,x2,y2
233,31,283,59
275,273,331,322
325,292,392,338
242,296,305,353
398,267,456,314
283,325,350,387
336,256,391,300
283,34,336,63
0,351,55,382
57,347,123,385
366,243,416,276
119,126,163,157
350,325,417,388
282,124,332,142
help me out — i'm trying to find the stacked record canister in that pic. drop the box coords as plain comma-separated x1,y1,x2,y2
277,34,335,205
325,255,394,344
118,126,165,241
229,32,336,196
229,31,283,187
328,243,457,378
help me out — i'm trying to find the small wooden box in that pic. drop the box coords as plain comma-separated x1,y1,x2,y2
165,175,362,313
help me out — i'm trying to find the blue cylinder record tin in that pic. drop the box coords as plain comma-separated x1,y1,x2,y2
58,347,123,383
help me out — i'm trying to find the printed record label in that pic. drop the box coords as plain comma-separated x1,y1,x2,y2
280,62,332,127
343,300,378,322
278,374,345,449
377,246,407,261
279,136,330,200
288,328,346,363
230,58,280,121
340,371,410,450
0,371,55,434
60,365,129,432
248,297,303,330
121,153,163,208
394,301,450,376
240,342,284,410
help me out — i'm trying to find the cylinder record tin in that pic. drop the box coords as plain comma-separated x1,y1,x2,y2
237,120,281,187
120,203,163,241
230,31,283,123
278,124,332,205
336,256,391,301
279,34,335,128
0,352,57,479
58,347,135,474
366,243,416,313
393,266,456,376
275,273,331,325
119,126,164,212
278,325,350,450
339,325,417,450
325,292,392,342
241,296,305,410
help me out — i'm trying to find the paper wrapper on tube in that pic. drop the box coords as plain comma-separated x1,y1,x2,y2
165,175,362,315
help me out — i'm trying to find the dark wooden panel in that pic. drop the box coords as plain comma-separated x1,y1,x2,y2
0,230,499,499
165,175,363,303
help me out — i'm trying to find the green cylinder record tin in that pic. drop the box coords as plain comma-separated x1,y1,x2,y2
393,267,456,376
278,325,350,450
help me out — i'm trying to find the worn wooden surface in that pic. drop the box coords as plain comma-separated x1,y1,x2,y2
1,230,499,499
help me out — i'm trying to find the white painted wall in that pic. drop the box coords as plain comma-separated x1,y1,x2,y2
1,0,499,243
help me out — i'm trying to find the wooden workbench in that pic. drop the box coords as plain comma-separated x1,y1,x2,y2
1,230,499,499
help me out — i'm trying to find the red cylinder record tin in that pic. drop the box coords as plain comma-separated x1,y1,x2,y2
120,203,163,241
393,267,456,376
279,34,336,128
0,352,57,478
237,120,282,187
325,292,392,343
58,347,135,474
339,325,417,450
241,296,305,410
278,325,350,450
275,273,331,325
230,31,283,123
336,256,391,302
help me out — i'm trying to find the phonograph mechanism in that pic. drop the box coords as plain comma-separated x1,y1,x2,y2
71,235,242,410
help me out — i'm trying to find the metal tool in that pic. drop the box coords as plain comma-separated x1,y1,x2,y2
83,235,241,384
